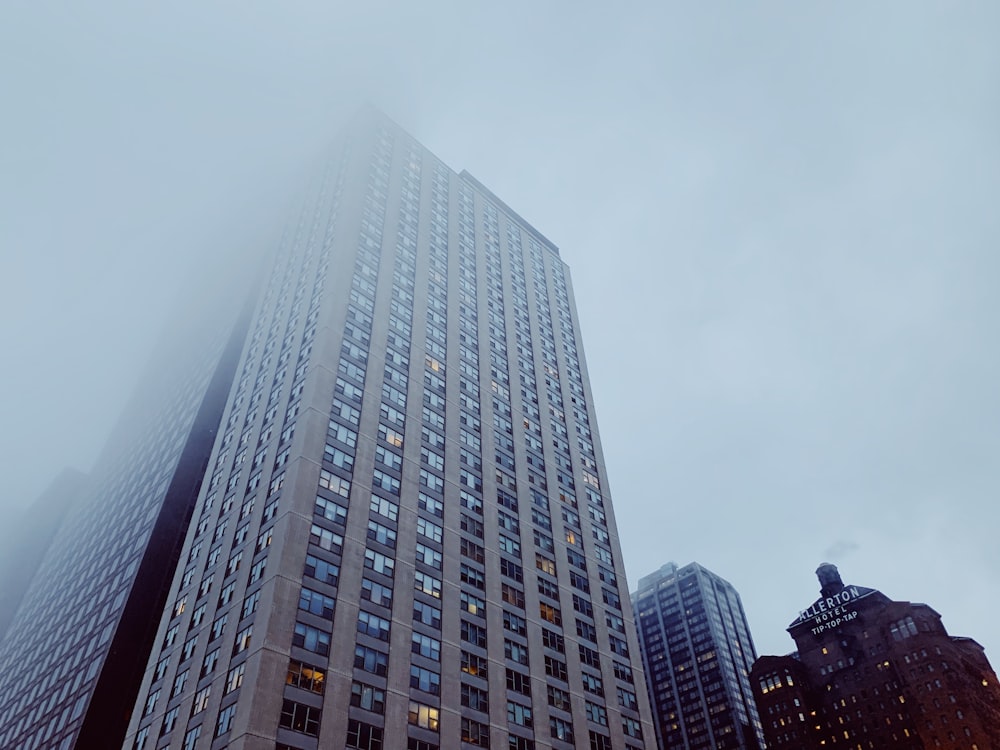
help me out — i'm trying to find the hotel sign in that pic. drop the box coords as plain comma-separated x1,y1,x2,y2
789,585,877,636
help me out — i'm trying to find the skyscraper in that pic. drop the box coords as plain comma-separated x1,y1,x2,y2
632,561,765,750
751,563,1000,749
108,110,656,750
0,283,253,750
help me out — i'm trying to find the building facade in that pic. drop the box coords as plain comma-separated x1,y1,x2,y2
0,288,252,750
632,561,765,750
752,563,1000,749
120,111,655,750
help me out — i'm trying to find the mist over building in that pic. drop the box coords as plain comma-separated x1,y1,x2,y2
751,563,1000,749
632,561,765,750
0,283,252,749
0,109,656,750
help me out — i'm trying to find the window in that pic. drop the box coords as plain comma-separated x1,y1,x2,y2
462,651,488,678
566,548,587,570
299,587,335,618
507,701,533,728
501,559,523,583
461,514,485,539
367,520,397,548
215,704,236,737
550,717,574,743
582,672,604,696
198,649,219,679
545,655,568,682
462,620,488,647
416,543,443,569
410,665,441,695
280,699,321,736
315,495,348,523
346,719,384,750
462,592,487,618
170,669,191,698
293,622,331,655
506,668,531,695
548,685,571,711
310,524,344,554
505,639,529,666
287,660,325,693
414,600,442,628
539,603,561,626
355,645,388,676
361,578,393,608
462,718,491,747
503,611,527,636
461,563,486,589
351,681,386,714
240,590,260,619
570,572,590,593
585,702,608,726
305,554,339,585
502,583,525,608
412,632,442,661
161,707,179,736
373,470,400,495
365,549,395,577
417,517,443,542
461,538,486,564
408,701,440,731
415,570,442,598
358,610,391,641
418,493,444,518
536,554,556,576
576,620,597,643
622,717,643,739
613,661,634,683
210,613,227,641
617,687,638,711
192,686,211,714
370,494,399,520
462,683,490,712
543,628,565,653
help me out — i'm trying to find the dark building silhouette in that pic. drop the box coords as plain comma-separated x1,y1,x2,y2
633,561,765,750
0,277,255,750
0,469,85,643
752,563,1000,749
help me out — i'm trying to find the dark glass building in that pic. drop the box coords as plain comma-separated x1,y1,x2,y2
97,110,655,750
0,287,252,750
752,563,1000,749
632,561,765,750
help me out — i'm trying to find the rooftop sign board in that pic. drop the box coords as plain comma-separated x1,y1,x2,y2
788,584,880,636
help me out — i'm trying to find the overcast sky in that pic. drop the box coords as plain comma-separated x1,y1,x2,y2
2,2,998,661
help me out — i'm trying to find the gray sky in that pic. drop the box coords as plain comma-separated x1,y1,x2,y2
2,2,998,661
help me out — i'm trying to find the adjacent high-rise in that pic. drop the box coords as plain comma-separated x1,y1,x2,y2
632,561,765,750
751,563,1000,749
0,283,252,750
97,110,656,750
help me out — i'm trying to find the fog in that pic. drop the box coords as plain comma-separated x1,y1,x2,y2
2,2,998,660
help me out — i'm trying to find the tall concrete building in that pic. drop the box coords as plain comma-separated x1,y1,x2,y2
106,111,657,750
632,561,765,750
0,285,252,749
751,563,1000,749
